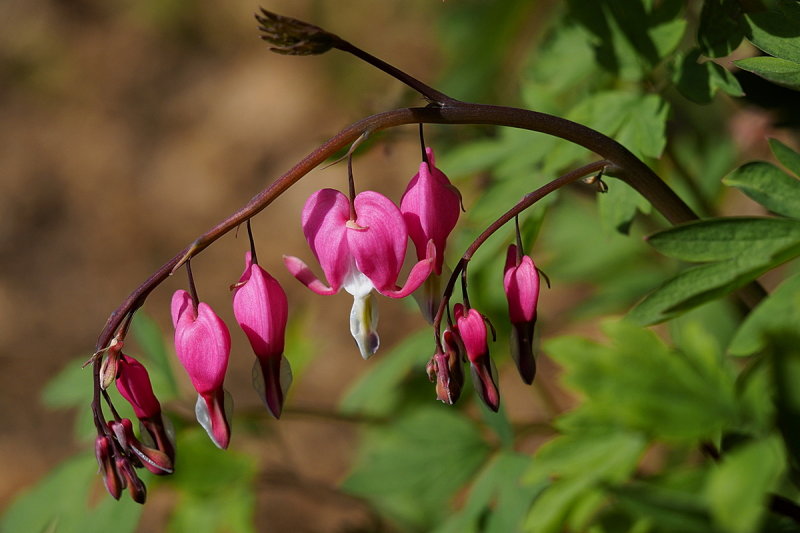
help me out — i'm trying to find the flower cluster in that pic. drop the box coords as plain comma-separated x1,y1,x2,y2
92,144,542,502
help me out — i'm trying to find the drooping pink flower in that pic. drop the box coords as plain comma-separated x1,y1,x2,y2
454,303,499,412
171,289,231,449
116,354,161,420
503,244,540,384
284,188,435,358
232,251,291,419
115,354,175,462
401,148,461,323
401,147,461,275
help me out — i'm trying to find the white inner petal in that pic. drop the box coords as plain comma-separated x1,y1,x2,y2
349,292,380,359
342,263,374,297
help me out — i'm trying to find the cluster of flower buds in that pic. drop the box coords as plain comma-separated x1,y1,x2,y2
95,339,175,503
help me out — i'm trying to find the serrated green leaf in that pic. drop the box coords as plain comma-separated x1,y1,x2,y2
546,321,736,439
697,0,746,58
339,329,431,417
0,453,142,533
647,217,800,261
343,407,490,529
705,436,785,533
630,244,800,325
729,273,800,356
744,1,800,63
736,56,800,91
723,162,800,217
614,93,670,159
769,138,800,177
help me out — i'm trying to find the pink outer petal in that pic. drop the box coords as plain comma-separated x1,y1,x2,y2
283,255,339,295
503,245,540,324
171,289,194,329
400,148,460,274
172,292,230,395
201,388,230,449
300,188,351,293
456,307,489,364
116,354,161,419
378,239,435,298
347,191,407,292
233,252,288,358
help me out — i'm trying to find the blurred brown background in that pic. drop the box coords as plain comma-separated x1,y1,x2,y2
0,0,451,530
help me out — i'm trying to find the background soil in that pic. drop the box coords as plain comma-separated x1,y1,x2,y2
0,1,448,530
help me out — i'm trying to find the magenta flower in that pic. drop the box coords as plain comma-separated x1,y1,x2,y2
401,148,461,322
454,303,499,412
284,188,435,358
171,290,231,449
115,354,175,462
232,251,291,419
503,244,540,384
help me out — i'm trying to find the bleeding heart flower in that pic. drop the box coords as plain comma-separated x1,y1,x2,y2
115,354,175,462
171,290,232,449
232,251,292,419
454,303,499,412
401,148,461,323
284,188,435,359
503,244,539,384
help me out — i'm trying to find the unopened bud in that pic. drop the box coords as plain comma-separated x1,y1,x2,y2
95,436,123,500
116,458,147,504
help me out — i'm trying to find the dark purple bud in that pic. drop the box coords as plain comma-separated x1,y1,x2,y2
95,436,123,500
510,321,536,385
116,458,147,504
469,354,500,412
109,418,173,475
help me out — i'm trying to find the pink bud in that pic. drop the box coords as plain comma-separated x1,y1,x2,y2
454,304,500,412
401,147,461,275
116,354,162,419
171,290,232,448
503,244,539,384
232,252,292,419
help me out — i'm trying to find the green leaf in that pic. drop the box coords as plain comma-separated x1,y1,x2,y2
524,430,646,533
735,56,800,91
697,0,746,58
705,436,785,533
729,273,800,356
435,452,545,533
674,48,744,104
646,217,800,262
339,329,431,417
614,93,670,159
610,482,714,533
0,453,142,533
546,321,736,439
769,334,800,472
343,407,490,529
723,162,800,217
744,1,800,63
630,247,800,325
168,487,255,533
168,428,256,495
598,181,652,235
769,138,800,177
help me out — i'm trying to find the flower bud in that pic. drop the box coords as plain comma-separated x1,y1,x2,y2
232,252,292,419
95,435,123,500
503,244,540,384
172,289,232,449
454,304,499,412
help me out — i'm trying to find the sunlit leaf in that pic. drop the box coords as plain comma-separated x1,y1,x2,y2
723,162,800,218
736,56,800,91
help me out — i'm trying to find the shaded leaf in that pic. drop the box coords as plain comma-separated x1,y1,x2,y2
674,48,744,104
705,436,785,533
769,333,800,473
769,138,800,177
610,482,714,533
744,1,800,63
697,0,746,58
723,162,800,218
130,312,178,400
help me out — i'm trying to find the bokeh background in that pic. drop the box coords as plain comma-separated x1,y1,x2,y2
3,0,799,532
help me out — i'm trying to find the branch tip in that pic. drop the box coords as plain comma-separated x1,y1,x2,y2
255,7,338,56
